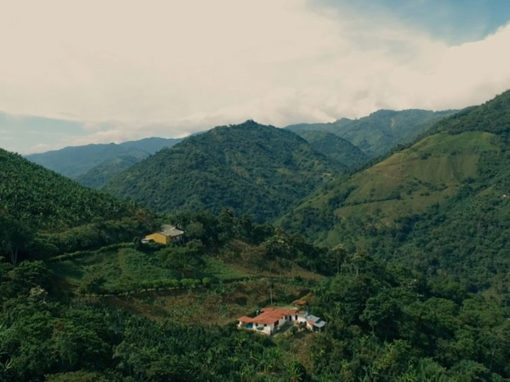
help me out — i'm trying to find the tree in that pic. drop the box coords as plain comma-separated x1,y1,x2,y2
0,214,33,265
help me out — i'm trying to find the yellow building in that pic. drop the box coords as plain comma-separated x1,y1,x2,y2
142,225,184,245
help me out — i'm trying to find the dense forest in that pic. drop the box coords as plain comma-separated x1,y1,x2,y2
293,131,369,170
104,121,343,222
286,109,456,158
1,209,509,381
0,149,155,263
281,90,510,291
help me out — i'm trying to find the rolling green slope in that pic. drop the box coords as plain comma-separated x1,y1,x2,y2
104,121,343,221
287,109,456,158
280,90,510,285
294,130,369,170
76,155,141,188
0,148,137,231
0,147,155,262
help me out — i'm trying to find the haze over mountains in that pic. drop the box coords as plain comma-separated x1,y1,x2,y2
26,108,456,190
287,109,456,158
26,138,180,179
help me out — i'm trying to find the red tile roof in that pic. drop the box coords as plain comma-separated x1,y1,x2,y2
238,307,298,325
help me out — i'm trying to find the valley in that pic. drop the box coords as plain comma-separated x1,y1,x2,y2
1,91,510,381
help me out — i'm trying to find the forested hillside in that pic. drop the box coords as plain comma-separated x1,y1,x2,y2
0,148,154,262
287,109,456,158
294,131,369,170
0,148,137,230
2,210,509,381
104,121,343,221
26,137,181,181
2,91,510,380
76,155,141,188
281,90,510,289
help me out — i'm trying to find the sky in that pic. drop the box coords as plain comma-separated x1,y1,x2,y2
1,0,510,154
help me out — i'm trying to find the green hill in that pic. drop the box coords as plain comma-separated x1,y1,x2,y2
293,130,369,170
26,137,182,180
0,148,154,261
287,109,456,158
3,105,510,381
280,90,510,286
104,121,343,221
0,148,139,230
76,155,141,188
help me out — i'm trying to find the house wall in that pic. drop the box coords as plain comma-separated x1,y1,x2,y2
238,321,274,335
239,312,304,335
296,315,307,324
145,233,169,245
254,323,273,335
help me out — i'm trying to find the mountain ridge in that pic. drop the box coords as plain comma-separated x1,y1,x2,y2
26,136,182,180
279,90,510,287
286,108,457,158
104,120,343,221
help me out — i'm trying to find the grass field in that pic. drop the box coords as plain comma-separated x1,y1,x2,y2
103,279,312,325
49,246,251,294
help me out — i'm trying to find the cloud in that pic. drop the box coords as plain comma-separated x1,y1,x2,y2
0,0,510,153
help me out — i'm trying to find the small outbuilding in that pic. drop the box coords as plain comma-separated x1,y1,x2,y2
302,313,326,332
142,224,184,245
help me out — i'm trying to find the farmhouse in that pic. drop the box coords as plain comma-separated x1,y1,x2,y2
238,307,299,335
142,224,184,245
238,307,326,335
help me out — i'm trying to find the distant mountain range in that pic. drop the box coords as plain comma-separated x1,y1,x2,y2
104,121,344,221
25,108,456,189
26,137,182,186
287,109,457,158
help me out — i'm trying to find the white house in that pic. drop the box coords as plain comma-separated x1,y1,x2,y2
237,307,300,335
238,307,326,335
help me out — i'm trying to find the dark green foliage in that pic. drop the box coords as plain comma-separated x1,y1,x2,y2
309,253,510,381
287,109,456,158
282,90,510,292
431,89,510,135
294,131,369,170
0,148,137,231
0,147,156,261
76,155,141,188
1,210,510,380
3,92,510,381
105,121,343,222
26,137,181,180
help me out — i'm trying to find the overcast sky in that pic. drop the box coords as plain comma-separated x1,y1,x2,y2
1,0,510,154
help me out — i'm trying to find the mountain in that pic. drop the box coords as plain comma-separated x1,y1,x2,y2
287,109,456,158
3,111,510,382
104,120,343,221
76,155,142,188
26,137,182,180
280,90,510,287
293,130,369,170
